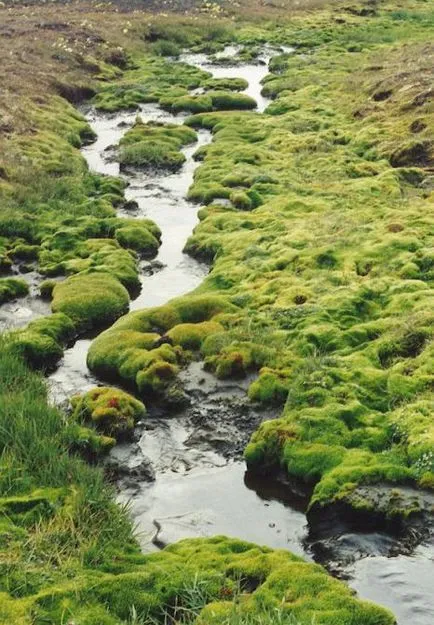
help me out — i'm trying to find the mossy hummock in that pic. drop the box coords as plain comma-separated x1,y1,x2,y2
0,535,395,625
51,272,130,333
0,278,29,304
71,386,146,440
118,118,198,171
88,294,237,397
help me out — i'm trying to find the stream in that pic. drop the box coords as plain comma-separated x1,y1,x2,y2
11,46,434,624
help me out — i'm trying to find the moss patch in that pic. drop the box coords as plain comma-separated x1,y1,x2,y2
88,294,236,397
0,534,395,625
0,278,29,304
118,118,197,171
51,273,130,333
70,387,146,440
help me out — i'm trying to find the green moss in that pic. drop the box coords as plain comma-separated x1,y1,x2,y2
9,314,76,369
118,118,197,171
1,6,434,621
167,320,223,350
172,16,434,512
88,295,236,396
65,423,116,458
70,387,146,440
0,278,29,304
0,535,395,625
115,225,159,257
208,91,257,111
230,190,253,210
10,244,39,261
204,77,248,91
51,273,130,332
39,279,57,300
164,94,214,114
248,368,290,404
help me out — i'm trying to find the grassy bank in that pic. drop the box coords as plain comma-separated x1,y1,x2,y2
0,339,394,622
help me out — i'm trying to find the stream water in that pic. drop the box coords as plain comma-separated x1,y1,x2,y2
9,46,433,623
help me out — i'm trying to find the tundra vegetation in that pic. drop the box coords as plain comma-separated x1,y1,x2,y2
0,0,432,623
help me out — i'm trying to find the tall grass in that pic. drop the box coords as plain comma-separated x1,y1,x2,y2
137,573,307,625
0,338,135,567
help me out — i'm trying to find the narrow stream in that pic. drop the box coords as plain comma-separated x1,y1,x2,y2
43,48,434,624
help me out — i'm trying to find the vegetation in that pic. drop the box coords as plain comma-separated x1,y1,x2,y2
87,294,236,395
9,314,76,370
88,0,434,520
51,273,130,332
71,386,146,440
0,0,433,623
160,91,257,113
0,277,29,304
118,119,198,171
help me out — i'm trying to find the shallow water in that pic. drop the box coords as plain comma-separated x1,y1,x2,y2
122,462,308,557
0,266,50,332
43,48,433,623
351,543,434,625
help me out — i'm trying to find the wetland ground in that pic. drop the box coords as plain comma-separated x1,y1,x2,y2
0,0,432,624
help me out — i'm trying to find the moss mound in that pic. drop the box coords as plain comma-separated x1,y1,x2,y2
9,313,76,370
51,273,130,332
0,535,395,625
71,386,146,439
118,118,197,171
114,224,159,258
161,90,257,114
88,294,237,397
0,278,29,304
